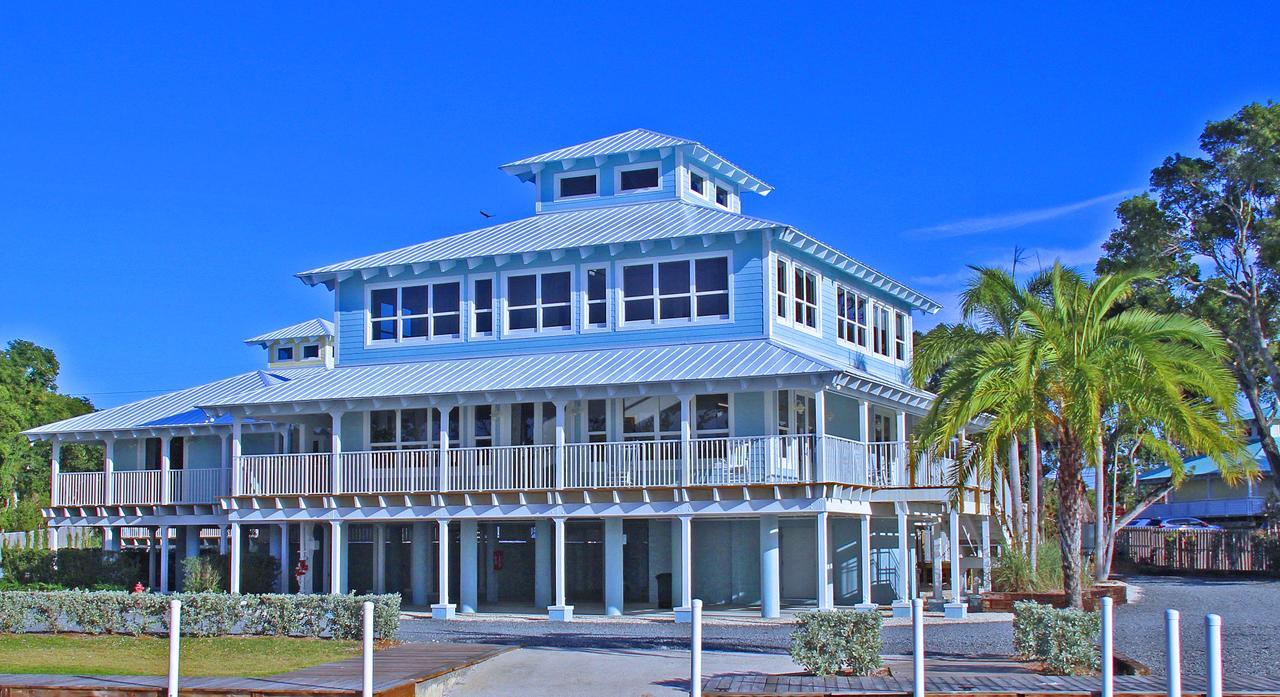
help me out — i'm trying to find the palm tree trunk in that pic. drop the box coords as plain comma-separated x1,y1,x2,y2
1007,434,1025,552
1028,427,1040,572
1058,428,1086,608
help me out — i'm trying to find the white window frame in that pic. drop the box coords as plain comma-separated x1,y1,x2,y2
582,264,610,332
365,276,464,347
615,250,734,329
894,309,910,362
469,273,497,340
301,343,321,360
774,254,821,337
872,303,893,358
553,169,600,201
714,182,732,210
686,166,710,200
500,265,576,338
275,345,294,362
835,284,869,349
614,161,662,195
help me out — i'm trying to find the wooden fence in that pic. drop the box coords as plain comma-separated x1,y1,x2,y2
1116,527,1279,574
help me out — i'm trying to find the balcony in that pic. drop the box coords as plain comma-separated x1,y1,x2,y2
234,435,963,498
54,468,228,508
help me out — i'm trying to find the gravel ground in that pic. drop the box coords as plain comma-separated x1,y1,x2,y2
401,574,1280,680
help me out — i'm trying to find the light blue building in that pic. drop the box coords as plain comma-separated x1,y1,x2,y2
27,129,994,620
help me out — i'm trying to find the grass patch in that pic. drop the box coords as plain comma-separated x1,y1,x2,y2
0,634,361,677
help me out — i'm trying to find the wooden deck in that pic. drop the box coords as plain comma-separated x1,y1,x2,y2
703,673,1280,697
0,642,511,697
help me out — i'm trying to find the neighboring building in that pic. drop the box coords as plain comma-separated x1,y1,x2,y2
1140,438,1278,526
26,129,993,620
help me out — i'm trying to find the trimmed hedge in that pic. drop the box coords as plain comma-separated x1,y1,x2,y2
0,591,400,639
1012,600,1101,675
0,548,138,589
789,610,883,676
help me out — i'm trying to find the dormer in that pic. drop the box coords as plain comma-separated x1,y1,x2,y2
244,318,335,369
499,129,773,215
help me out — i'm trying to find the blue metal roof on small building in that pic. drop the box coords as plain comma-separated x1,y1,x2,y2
244,318,334,345
1139,439,1273,482
201,340,839,408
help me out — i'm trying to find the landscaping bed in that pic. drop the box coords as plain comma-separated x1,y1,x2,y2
978,581,1128,612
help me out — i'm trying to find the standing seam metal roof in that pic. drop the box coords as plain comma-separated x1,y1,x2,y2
243,318,335,344
500,128,695,167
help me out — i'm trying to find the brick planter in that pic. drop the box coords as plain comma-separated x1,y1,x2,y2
977,581,1128,612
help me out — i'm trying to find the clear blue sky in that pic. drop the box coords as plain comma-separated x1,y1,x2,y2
2,4,1277,408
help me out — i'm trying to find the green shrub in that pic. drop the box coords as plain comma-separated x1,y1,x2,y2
0,548,136,590
181,556,225,594
1012,600,1100,675
994,548,1037,592
789,610,883,676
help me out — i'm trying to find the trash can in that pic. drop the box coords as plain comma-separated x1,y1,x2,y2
656,572,673,609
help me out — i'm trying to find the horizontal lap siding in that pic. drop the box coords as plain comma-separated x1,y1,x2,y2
538,153,676,214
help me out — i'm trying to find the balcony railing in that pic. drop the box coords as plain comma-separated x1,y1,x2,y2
54,468,228,507
240,453,331,496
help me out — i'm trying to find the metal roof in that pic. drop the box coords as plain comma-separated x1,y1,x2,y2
1138,439,1273,482
297,200,783,282
201,340,840,408
23,367,325,437
244,318,334,345
498,128,772,194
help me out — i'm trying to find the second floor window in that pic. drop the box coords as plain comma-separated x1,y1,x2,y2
895,310,909,360
472,277,494,337
873,305,891,356
370,408,459,450
369,281,461,343
836,286,868,347
621,256,729,325
775,257,819,332
506,271,572,333
586,267,608,328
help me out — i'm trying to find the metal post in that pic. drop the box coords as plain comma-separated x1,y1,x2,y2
1166,610,1181,697
362,601,374,697
50,439,61,507
690,598,703,697
168,599,181,697
1206,614,1222,697
329,410,343,495
1101,597,1114,697
911,597,924,697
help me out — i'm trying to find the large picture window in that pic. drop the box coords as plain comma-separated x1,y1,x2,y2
369,280,461,343
836,286,868,347
622,396,681,441
621,255,729,325
506,270,572,333
369,408,459,450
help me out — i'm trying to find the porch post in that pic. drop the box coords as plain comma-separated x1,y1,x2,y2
674,515,694,623
857,513,876,611
895,409,908,485
279,523,291,593
437,406,451,492
604,517,624,616
549,517,573,621
679,394,694,487
103,526,118,552
159,525,171,593
857,401,871,441
160,436,172,505
760,514,781,619
816,511,833,610
945,506,967,618
220,432,230,497
980,516,992,592
813,390,827,482
229,523,242,593
231,416,244,496
553,401,567,490
283,425,294,455
891,506,911,617
329,520,346,594
431,519,456,619
373,524,387,594
103,436,116,505
410,521,429,606
218,524,229,555
49,439,60,507
459,520,478,613
534,519,552,608
328,410,343,495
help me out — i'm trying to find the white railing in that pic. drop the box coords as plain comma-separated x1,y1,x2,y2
823,435,870,486
564,440,682,488
168,468,227,504
340,449,439,494
449,444,554,492
912,439,959,487
57,472,106,506
690,434,813,485
239,453,332,496
865,441,902,486
113,470,163,505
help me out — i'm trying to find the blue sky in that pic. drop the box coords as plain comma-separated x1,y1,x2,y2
2,4,1277,408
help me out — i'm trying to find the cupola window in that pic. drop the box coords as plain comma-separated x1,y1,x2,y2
556,172,598,199
715,185,730,208
275,346,294,362
302,344,320,359
618,165,660,192
688,170,707,197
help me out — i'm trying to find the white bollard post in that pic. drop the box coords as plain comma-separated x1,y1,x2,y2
362,601,374,697
168,599,181,697
1205,614,1222,697
690,598,703,697
912,597,924,697
1101,597,1114,697
1166,610,1181,697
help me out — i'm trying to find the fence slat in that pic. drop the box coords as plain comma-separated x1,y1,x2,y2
1116,527,1278,574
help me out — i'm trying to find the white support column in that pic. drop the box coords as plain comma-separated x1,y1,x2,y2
159,525,171,593
534,519,552,608
103,526,119,552
103,437,116,505
231,417,244,496
373,524,387,595
329,521,346,594
813,390,827,482
437,407,451,492
679,395,694,487
816,511,833,611
218,524,229,555
410,522,429,606
895,409,908,485
283,425,294,455
858,401,871,442
856,513,876,611
945,507,967,618
184,526,200,559
980,517,992,592
931,526,944,604
329,410,343,495
229,523,242,593
891,506,911,617
279,523,291,593
760,514,781,619
674,515,694,623
549,517,573,621
553,402,567,490
220,432,231,498
431,519,455,619
459,520,478,613
160,436,172,505
49,439,61,507
604,518,624,617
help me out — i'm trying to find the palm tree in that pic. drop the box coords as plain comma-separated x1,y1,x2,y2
915,265,1244,607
